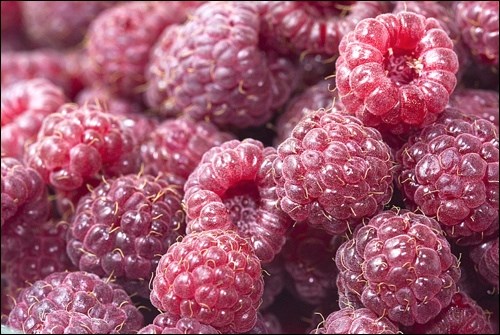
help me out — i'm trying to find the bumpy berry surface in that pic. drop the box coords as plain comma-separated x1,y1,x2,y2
1,157,49,228
310,307,399,334
396,109,499,245
150,229,264,333
66,174,184,296
448,88,499,127
21,1,116,48
183,139,291,263
335,11,459,135
455,1,499,66
6,271,144,334
260,1,389,56
1,78,67,159
273,111,394,235
141,118,234,180
138,311,218,334
335,210,461,326
469,237,499,290
24,102,141,192
145,2,295,128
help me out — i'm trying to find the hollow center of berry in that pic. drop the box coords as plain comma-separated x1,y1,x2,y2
222,181,260,236
383,48,421,86
305,1,355,17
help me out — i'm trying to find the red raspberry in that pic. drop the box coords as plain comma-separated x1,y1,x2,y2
396,109,499,245
1,157,49,229
151,229,264,333
138,311,218,334
448,88,499,127
310,307,399,334
455,1,499,67
335,11,459,135
183,139,292,263
469,237,499,291
6,271,144,334
1,1,22,33
1,78,67,159
65,174,184,297
273,111,394,235
261,257,286,310
21,1,117,48
335,210,461,326
24,102,141,192
140,118,234,181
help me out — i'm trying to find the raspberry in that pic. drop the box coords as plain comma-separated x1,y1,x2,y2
138,311,218,334
145,2,295,129
1,157,49,229
448,88,499,127
65,174,184,297
6,271,144,333
261,257,286,310
274,80,343,146
150,229,264,333
24,102,141,192
310,307,399,334
335,11,459,135
396,109,499,245
469,237,499,291
87,2,195,98
260,1,389,56
273,111,394,235
335,210,461,326
406,291,494,334
140,118,234,181
21,1,117,48
296,54,337,89
455,1,499,67
1,78,67,159
183,139,292,263
246,312,282,334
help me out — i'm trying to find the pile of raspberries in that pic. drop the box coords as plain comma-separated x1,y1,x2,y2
1,1,498,334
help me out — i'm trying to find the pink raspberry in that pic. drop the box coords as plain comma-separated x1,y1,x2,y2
273,111,394,235
335,11,459,135
335,210,461,326
469,237,499,291
138,311,218,334
183,139,292,263
151,229,264,333
448,88,499,127
1,78,67,159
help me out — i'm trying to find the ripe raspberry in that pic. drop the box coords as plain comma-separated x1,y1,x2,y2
260,1,389,56
261,257,286,310
396,109,499,245
448,88,499,127
140,118,234,181
66,174,184,297
469,237,499,290
145,2,296,129
406,291,494,334
150,229,264,333
1,78,67,159
1,157,49,229
246,312,282,334
455,1,499,67
6,271,144,334
335,210,461,326
310,308,399,334
24,102,141,192
138,311,218,334
21,1,117,48
183,139,292,263
335,11,459,135
274,80,343,146
296,53,336,89
87,2,195,98
273,111,394,235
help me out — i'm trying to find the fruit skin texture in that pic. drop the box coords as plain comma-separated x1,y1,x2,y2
448,88,499,127
1,78,67,159
6,271,144,334
65,174,184,297
310,307,399,334
137,311,219,334
396,109,499,245
273,111,394,235
335,11,459,135
24,102,141,192
183,138,291,263
469,237,499,290
335,210,461,327
150,229,264,333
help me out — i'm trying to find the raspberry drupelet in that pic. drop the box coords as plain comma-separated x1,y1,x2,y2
183,138,292,263
150,229,264,333
335,209,461,327
273,110,394,235
335,11,459,135
448,88,499,127
138,311,218,334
